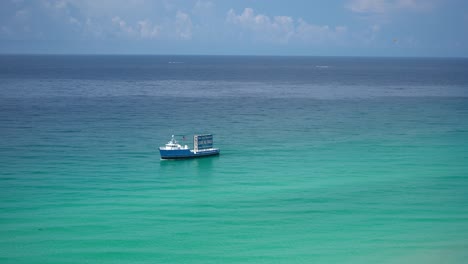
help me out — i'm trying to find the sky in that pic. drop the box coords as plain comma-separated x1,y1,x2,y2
0,0,467,57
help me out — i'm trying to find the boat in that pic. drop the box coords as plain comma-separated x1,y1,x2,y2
159,134,220,159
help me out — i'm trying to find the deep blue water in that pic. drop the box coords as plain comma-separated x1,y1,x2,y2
1,55,468,263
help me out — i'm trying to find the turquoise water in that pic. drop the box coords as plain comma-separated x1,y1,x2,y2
1,56,468,263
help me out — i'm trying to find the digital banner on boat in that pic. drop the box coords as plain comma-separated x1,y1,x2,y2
195,134,213,149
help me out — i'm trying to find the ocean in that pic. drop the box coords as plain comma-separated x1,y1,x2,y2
1,55,468,263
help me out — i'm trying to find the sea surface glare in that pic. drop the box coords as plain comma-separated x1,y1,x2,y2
1,55,468,263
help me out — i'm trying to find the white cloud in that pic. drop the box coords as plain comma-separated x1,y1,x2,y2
137,19,160,39
83,18,106,38
227,8,346,44
175,11,192,40
347,0,387,13
15,9,29,19
371,24,380,32
347,0,436,14
69,16,80,26
296,19,347,43
396,0,432,10
112,16,161,39
112,16,135,36
367,24,381,42
53,0,68,9
193,0,214,15
41,0,69,10
227,8,295,43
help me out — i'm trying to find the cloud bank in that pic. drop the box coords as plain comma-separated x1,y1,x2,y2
226,8,347,44
347,0,436,13
0,0,464,56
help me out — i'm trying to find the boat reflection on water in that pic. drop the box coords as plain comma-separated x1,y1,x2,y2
158,153,219,182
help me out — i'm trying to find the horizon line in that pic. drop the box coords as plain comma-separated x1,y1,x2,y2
0,53,467,59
